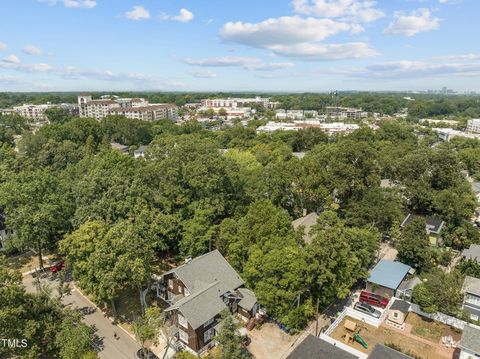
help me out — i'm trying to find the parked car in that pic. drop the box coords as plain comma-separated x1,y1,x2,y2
354,302,381,318
359,290,389,309
136,349,159,359
50,260,64,274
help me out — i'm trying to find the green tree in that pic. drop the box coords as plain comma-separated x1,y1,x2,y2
132,307,164,359
397,217,432,271
216,310,248,359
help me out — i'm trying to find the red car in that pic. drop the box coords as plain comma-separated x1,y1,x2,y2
50,261,64,274
359,290,389,309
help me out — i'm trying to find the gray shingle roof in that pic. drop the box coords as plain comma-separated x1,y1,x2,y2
166,281,227,330
165,250,244,293
463,276,480,297
401,214,444,234
368,344,413,359
461,325,480,355
390,299,410,314
237,288,257,311
463,244,480,263
287,335,357,359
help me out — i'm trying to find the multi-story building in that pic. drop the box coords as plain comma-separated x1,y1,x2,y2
152,250,258,355
466,119,480,133
325,106,366,120
256,121,360,135
462,276,480,321
201,97,279,109
12,103,78,122
78,95,178,121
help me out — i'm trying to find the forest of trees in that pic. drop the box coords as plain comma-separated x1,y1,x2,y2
1,92,480,356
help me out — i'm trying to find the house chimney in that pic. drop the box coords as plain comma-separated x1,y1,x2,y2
185,256,192,264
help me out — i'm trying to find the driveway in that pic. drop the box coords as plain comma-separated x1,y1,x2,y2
23,272,142,359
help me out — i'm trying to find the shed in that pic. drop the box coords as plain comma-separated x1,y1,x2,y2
387,299,410,325
367,260,412,298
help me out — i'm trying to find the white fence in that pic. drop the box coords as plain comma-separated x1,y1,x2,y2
319,333,367,359
410,303,480,330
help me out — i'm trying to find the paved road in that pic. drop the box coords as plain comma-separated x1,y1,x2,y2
23,272,141,359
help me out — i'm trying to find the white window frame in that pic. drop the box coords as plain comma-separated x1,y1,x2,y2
178,313,188,329
203,328,215,343
204,318,214,328
471,314,479,321
179,328,189,343
466,294,480,307
393,312,399,319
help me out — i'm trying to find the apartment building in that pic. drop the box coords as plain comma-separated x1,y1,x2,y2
466,119,480,133
12,103,78,122
325,106,366,120
109,104,178,121
78,94,178,121
201,96,279,109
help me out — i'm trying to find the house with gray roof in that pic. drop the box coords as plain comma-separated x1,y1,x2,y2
134,145,148,159
153,250,258,355
460,325,480,359
462,244,480,264
462,276,480,322
401,214,445,246
366,259,413,298
287,334,358,359
292,212,318,244
368,344,412,359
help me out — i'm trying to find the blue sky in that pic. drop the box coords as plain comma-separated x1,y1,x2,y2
0,0,479,92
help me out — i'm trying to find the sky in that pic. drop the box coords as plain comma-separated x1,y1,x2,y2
0,0,479,92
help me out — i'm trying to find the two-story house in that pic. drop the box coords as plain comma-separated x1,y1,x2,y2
401,214,445,246
462,276,480,322
153,250,258,355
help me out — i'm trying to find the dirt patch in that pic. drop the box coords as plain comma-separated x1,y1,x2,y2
248,322,299,359
330,316,452,359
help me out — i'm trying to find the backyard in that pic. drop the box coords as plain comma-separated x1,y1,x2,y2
330,315,460,359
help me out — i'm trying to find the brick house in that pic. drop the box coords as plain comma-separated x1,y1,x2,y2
153,250,258,355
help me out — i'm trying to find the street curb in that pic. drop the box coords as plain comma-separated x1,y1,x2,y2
70,282,139,343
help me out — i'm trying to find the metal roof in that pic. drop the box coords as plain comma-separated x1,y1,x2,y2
368,260,412,290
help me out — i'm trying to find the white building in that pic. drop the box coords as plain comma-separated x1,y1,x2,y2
201,97,279,109
12,103,78,122
466,119,480,133
256,121,359,135
78,95,178,121
433,128,480,142
325,106,366,120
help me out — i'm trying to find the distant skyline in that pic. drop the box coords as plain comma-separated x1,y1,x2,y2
0,0,479,92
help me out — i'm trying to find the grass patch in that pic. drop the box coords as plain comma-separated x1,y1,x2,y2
408,314,451,342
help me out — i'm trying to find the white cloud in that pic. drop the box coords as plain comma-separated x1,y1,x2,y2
0,75,19,84
173,9,194,23
432,54,480,61
64,0,96,8
0,42,6,51
269,42,378,60
221,16,355,47
22,45,44,56
39,0,96,8
384,8,440,37
125,6,151,21
336,60,480,79
2,54,21,64
160,8,194,23
220,16,376,61
292,0,384,22
190,70,217,79
184,56,294,71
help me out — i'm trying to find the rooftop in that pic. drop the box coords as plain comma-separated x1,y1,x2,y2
368,260,412,290
401,214,444,234
461,325,480,355
463,276,480,296
390,299,410,314
286,335,357,359
368,344,412,359
462,244,480,263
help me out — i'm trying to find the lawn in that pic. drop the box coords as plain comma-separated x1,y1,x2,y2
407,313,461,343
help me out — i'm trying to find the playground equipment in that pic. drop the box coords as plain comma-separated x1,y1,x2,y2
342,319,368,349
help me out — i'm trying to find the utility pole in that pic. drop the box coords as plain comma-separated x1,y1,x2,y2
315,297,320,336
